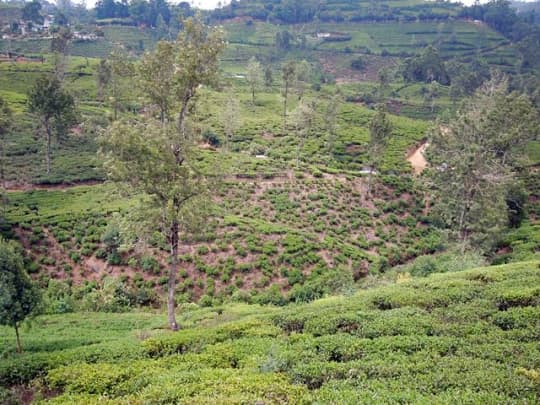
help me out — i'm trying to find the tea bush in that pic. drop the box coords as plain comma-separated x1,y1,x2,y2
0,261,538,402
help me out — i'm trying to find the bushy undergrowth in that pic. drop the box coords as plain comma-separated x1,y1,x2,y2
0,261,538,403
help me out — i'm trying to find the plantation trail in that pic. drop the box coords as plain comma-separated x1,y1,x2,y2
3,170,362,192
407,141,429,175
4,179,102,193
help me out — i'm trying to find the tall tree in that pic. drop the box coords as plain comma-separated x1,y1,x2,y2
136,40,176,122
246,56,263,105
27,75,77,174
377,67,391,100
425,75,538,251
324,93,341,157
108,46,134,121
281,61,296,133
291,98,317,167
50,27,73,81
222,90,240,150
22,0,43,24
0,97,12,218
367,105,393,195
0,238,41,353
97,59,112,102
102,16,224,331
295,59,312,100
264,66,273,88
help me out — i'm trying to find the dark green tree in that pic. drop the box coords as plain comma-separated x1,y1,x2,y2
22,0,43,25
0,238,41,353
425,76,539,251
264,66,273,88
27,75,77,174
402,46,450,85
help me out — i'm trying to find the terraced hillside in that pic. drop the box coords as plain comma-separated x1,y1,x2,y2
1,260,539,403
5,166,441,306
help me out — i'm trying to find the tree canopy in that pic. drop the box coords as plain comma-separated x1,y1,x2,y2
402,46,450,85
27,75,77,173
425,75,539,250
101,16,225,331
0,238,41,353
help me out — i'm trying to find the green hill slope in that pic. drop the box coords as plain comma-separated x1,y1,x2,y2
1,260,539,403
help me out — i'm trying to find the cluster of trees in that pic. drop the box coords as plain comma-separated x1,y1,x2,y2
461,0,540,70
461,0,523,37
211,0,457,24
426,74,539,251
402,46,450,85
21,0,43,25
94,0,193,28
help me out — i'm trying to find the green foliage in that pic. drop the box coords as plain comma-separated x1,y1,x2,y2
393,250,486,277
425,75,539,250
140,255,160,274
0,260,538,403
27,74,77,173
402,45,450,85
0,238,41,352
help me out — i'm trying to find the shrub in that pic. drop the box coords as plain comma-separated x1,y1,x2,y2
351,57,366,71
69,251,81,263
107,252,122,266
140,256,160,274
202,129,221,147
254,285,286,306
199,294,214,307
393,250,485,277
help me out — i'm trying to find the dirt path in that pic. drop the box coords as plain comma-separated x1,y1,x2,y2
407,141,429,175
4,179,103,193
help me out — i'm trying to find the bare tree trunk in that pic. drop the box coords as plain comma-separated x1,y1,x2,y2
178,90,193,140
113,79,118,121
367,171,373,198
283,84,289,133
14,323,22,353
458,202,469,254
168,220,179,331
45,119,52,174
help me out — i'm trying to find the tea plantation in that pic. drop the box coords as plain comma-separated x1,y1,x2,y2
1,0,539,402
1,260,539,403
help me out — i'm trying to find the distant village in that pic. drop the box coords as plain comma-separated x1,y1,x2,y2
2,14,99,41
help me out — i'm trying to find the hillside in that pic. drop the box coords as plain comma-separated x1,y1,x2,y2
1,260,539,403
0,0,537,303
0,1,539,402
